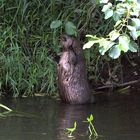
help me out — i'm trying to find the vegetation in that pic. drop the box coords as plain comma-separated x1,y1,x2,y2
0,0,139,97
66,114,98,139
66,121,77,138
0,103,12,118
84,114,98,138
84,0,140,59
0,103,38,118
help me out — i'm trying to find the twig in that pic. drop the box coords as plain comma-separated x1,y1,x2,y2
95,79,140,90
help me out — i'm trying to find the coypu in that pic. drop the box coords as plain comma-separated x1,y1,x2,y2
57,34,94,104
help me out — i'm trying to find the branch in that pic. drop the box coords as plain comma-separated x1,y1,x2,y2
95,79,140,90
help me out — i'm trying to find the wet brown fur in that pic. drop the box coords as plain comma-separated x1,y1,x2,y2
57,34,94,104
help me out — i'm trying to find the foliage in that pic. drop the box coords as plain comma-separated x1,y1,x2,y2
1,0,135,96
0,103,12,112
50,20,77,36
0,103,38,118
0,103,12,118
1,0,110,97
66,121,77,138
84,114,98,138
0,0,60,97
84,0,140,59
66,114,98,139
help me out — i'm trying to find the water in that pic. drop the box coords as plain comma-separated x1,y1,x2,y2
0,91,140,140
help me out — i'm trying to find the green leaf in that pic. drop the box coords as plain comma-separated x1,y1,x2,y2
116,4,126,15
127,25,136,31
99,47,105,55
102,3,112,12
85,35,100,40
109,30,120,41
89,114,94,121
127,25,138,40
131,18,140,30
130,30,138,40
109,45,121,59
137,30,140,36
118,35,130,52
65,21,77,35
113,11,122,21
83,35,101,49
104,9,113,19
66,128,73,131
129,41,138,52
50,20,62,29
116,0,125,1
83,40,99,49
87,118,90,122
66,121,77,131
99,39,115,55
74,122,77,129
99,0,109,3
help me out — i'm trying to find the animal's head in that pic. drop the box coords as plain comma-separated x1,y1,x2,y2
60,34,83,56
60,34,75,50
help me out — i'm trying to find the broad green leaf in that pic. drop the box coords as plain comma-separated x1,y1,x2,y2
83,40,99,49
50,20,62,29
131,18,140,30
104,9,113,19
109,45,121,59
130,4,140,17
99,40,115,55
129,0,137,2
113,12,122,21
99,39,114,49
99,47,106,55
65,21,77,35
130,30,138,40
137,30,140,36
99,0,109,3
102,3,112,12
118,35,130,52
116,0,125,1
129,41,138,52
127,25,136,31
109,30,120,41
127,25,138,40
116,4,126,15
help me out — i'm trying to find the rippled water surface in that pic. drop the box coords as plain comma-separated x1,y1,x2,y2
0,90,140,140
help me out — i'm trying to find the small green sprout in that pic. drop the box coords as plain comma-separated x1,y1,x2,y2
66,121,77,137
85,114,98,138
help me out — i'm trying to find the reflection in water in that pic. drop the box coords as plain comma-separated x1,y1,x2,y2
0,92,140,140
56,104,94,140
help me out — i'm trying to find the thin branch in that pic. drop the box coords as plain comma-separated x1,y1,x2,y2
95,79,140,90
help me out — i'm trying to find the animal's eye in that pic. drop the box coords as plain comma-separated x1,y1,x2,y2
62,34,68,42
61,36,66,42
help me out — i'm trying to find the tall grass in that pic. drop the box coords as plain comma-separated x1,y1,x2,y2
0,0,59,97
0,0,117,97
